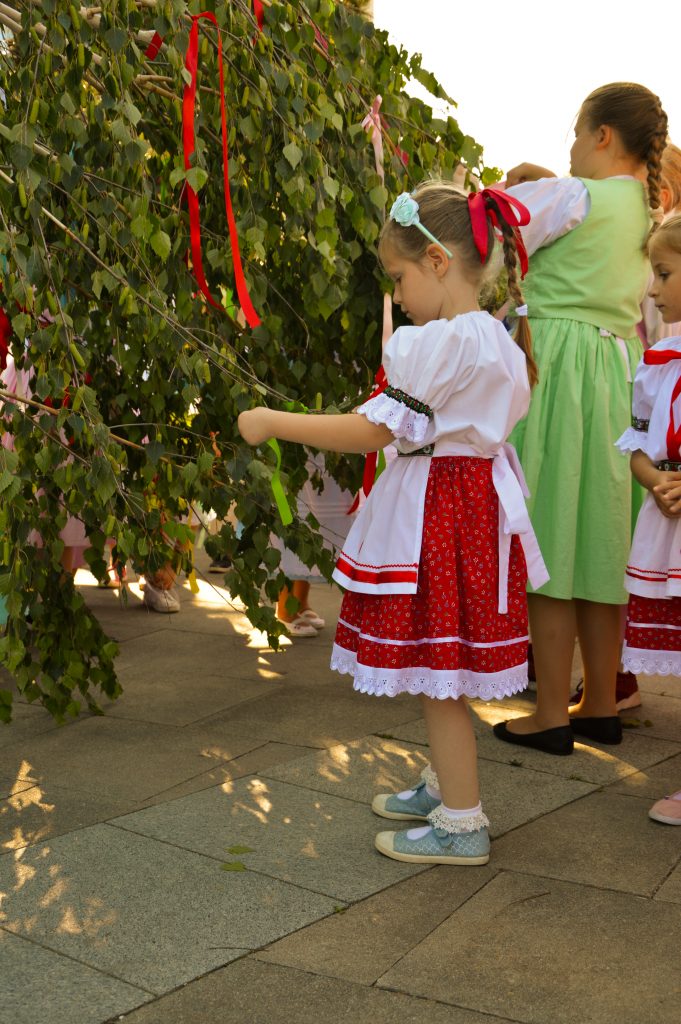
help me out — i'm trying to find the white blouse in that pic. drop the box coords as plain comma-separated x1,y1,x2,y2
617,338,681,598
331,313,548,606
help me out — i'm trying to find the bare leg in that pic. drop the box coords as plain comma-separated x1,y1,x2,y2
277,580,311,621
420,694,479,808
571,599,620,718
506,593,576,734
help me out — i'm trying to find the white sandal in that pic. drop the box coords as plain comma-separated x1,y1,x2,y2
298,609,325,629
282,616,318,638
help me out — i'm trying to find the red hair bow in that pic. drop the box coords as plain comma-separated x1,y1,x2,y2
467,188,531,279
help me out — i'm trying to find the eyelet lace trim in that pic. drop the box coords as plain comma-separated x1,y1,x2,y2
331,645,528,701
622,647,681,676
357,392,430,445
615,427,649,454
420,764,439,789
428,805,489,834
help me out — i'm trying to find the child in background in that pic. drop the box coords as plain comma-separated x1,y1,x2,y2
239,181,547,865
493,82,668,755
640,143,681,346
617,213,681,825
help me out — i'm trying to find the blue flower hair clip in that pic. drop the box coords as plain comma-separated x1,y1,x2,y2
389,193,453,257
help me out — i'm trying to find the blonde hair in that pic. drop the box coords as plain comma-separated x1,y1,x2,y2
661,143,681,213
379,180,537,386
582,82,668,221
649,212,681,256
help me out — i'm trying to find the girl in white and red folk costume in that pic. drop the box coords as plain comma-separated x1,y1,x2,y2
239,181,548,866
618,213,681,827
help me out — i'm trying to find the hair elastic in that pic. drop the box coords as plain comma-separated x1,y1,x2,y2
389,193,453,257
515,304,528,317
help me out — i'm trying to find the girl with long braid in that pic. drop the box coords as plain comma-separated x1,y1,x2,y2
239,181,547,865
493,82,669,755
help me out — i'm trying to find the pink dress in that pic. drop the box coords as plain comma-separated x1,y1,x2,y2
330,312,548,701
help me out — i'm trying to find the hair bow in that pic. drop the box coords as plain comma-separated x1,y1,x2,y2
467,188,531,278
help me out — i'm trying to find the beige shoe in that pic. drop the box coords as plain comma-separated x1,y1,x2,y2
143,579,180,613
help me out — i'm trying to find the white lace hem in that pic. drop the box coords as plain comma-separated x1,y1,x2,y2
356,393,429,445
428,805,490,834
330,644,528,700
420,765,439,790
622,644,681,677
615,428,649,454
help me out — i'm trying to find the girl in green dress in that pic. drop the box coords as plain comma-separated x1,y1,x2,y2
493,83,668,755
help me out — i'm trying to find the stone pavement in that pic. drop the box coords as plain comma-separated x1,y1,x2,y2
1,553,681,1024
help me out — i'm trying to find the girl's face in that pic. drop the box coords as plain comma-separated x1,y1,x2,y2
648,241,681,323
569,111,602,178
381,242,448,326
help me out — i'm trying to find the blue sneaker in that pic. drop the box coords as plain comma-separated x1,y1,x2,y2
375,823,490,865
371,781,441,821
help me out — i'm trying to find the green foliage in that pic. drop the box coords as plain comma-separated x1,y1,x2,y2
0,0,496,722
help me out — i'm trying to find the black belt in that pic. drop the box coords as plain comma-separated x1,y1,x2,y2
398,444,435,457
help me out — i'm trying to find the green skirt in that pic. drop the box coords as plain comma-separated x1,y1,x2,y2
510,318,644,605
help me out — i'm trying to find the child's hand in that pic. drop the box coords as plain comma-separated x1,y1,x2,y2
652,472,681,518
505,162,557,187
238,407,273,446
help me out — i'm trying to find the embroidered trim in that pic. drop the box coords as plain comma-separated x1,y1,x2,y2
337,617,529,650
420,765,440,790
330,644,529,701
622,644,681,676
428,805,490,834
632,416,650,431
656,460,681,472
383,385,433,418
398,444,435,457
357,392,430,444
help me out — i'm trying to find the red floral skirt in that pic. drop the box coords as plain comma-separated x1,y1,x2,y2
623,593,681,677
331,457,529,700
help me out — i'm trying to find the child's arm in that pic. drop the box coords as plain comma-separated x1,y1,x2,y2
238,407,394,454
505,162,557,187
631,450,681,518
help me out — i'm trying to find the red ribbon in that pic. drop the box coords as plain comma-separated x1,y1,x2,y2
467,187,531,279
0,306,10,374
643,348,681,364
347,366,388,514
253,0,264,31
183,13,261,327
144,31,163,61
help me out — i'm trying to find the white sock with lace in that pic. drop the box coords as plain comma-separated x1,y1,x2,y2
406,801,485,840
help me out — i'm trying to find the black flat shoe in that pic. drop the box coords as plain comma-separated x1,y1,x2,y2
493,721,574,756
570,715,623,745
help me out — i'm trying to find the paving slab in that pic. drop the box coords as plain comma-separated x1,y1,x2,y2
192,678,421,749
0,823,338,995
655,859,681,904
262,736,597,838
111,776,426,902
100,631,278,726
607,750,681,800
377,870,681,1024
617,690,681,741
0,701,63,746
636,672,681,698
256,863,496,984
138,742,311,808
0,774,34,801
491,790,681,896
0,716,262,805
116,957,516,1024
390,704,681,784
1,780,129,854
0,928,151,1024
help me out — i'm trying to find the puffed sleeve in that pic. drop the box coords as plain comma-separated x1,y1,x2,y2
615,351,658,454
355,318,479,444
506,177,589,256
